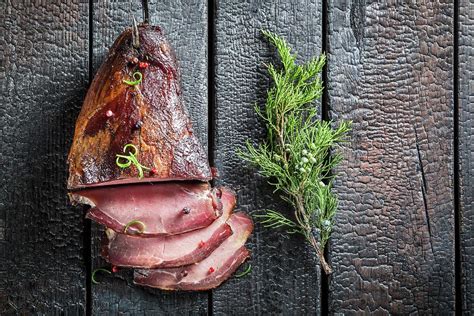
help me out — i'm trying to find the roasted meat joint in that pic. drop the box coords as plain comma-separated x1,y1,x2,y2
67,24,253,291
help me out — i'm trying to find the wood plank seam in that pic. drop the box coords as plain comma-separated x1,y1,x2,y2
208,0,216,314
453,0,462,313
321,0,330,314
86,1,94,315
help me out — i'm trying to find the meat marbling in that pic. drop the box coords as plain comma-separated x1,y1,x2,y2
133,212,253,291
102,187,235,268
70,182,222,236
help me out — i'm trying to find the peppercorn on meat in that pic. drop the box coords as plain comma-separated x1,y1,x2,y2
70,182,223,236
68,24,252,291
101,187,235,269
134,213,253,291
67,24,211,189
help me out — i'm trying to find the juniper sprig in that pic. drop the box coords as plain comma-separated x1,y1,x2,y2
239,30,351,274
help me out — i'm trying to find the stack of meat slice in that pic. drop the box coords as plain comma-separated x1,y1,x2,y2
67,24,253,291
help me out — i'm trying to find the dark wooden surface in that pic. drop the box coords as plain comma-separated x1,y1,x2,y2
0,1,88,314
327,2,456,314
0,0,471,315
459,0,474,314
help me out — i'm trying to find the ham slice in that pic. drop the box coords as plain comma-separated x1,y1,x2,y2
133,212,253,291
67,24,211,189
101,187,236,268
70,182,222,236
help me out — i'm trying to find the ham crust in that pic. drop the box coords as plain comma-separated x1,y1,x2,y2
67,25,211,189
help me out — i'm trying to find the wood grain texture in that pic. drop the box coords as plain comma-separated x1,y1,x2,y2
212,0,322,314
327,1,455,314
459,0,474,313
90,0,209,314
0,0,88,314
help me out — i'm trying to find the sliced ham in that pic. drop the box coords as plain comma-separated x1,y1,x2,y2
68,23,253,291
67,24,211,189
133,212,253,291
70,182,223,236
101,187,236,268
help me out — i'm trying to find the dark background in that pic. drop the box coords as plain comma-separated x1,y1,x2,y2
1,0,472,315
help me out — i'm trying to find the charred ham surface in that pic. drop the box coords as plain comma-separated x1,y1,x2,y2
67,24,211,189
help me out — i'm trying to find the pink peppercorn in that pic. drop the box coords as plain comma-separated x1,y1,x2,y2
139,62,149,69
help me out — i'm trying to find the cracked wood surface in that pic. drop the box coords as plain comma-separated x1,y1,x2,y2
459,0,474,313
327,1,455,314
0,1,88,314
212,0,322,314
0,0,469,314
90,0,209,314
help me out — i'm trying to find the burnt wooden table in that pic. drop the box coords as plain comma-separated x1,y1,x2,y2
1,0,472,315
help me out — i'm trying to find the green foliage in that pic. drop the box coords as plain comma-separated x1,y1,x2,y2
239,30,351,252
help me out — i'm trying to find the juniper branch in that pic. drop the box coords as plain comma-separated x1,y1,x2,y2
239,30,351,275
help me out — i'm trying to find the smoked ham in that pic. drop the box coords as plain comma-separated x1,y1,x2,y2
68,23,253,291
101,187,236,268
70,182,222,236
133,212,253,291
67,24,211,189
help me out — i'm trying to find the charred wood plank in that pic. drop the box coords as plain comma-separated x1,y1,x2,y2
0,0,88,314
459,0,474,313
327,2,455,314
212,0,323,314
